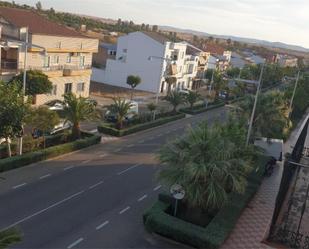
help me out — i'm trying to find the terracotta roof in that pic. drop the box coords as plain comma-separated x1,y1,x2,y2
142,31,170,44
202,43,225,55
0,7,86,38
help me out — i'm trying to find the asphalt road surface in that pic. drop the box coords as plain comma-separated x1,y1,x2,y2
0,107,228,249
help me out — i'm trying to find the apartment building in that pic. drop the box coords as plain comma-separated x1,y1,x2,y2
0,7,99,105
92,32,199,94
274,54,298,67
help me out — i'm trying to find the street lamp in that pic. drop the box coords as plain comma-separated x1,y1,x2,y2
288,70,300,118
3,27,47,155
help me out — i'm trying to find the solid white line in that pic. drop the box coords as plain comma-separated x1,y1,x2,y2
88,180,104,190
12,183,27,189
138,194,148,202
64,166,74,171
96,220,109,230
3,191,84,230
117,164,141,175
67,238,84,249
39,174,51,180
119,206,130,214
153,185,162,191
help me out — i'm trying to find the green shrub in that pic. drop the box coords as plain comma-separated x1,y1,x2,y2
98,113,185,137
0,134,101,173
143,154,270,248
180,102,225,115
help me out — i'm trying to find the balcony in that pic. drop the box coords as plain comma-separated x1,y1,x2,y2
28,65,64,78
63,65,92,77
0,59,18,75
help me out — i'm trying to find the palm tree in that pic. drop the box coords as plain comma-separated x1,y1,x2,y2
108,98,133,129
158,120,254,212
238,91,291,139
185,91,201,109
0,228,21,249
165,91,184,113
63,93,99,139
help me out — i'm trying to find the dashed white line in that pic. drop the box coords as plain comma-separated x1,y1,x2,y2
96,220,109,230
119,206,130,214
81,159,91,164
64,166,74,171
153,185,162,191
117,163,141,175
88,180,104,190
12,183,27,189
138,140,145,144
67,238,84,249
138,194,148,202
3,191,84,230
114,148,122,153
39,174,51,180
126,144,134,148
99,154,106,158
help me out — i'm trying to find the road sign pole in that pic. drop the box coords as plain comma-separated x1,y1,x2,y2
174,199,178,217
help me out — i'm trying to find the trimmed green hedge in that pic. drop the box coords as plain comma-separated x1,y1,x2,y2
0,134,101,173
180,102,225,115
98,113,186,137
143,154,270,248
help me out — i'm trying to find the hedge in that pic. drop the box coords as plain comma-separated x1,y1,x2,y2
143,154,270,248
98,113,186,137
0,134,101,173
180,102,225,115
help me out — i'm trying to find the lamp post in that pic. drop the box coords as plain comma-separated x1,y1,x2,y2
288,70,300,118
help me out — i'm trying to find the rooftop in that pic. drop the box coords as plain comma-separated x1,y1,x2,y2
142,31,170,45
0,7,86,38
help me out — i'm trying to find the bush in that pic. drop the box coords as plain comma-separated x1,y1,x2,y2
98,113,185,137
180,102,225,115
143,154,270,248
0,134,101,173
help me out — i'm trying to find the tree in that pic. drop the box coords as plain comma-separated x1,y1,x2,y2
152,25,159,32
186,91,201,109
147,102,157,120
63,93,99,139
165,77,177,95
10,70,52,97
35,1,42,10
227,38,232,45
238,91,291,139
165,91,184,113
108,98,133,129
26,106,60,148
226,67,241,78
0,81,30,157
0,228,21,249
126,75,141,100
158,120,254,212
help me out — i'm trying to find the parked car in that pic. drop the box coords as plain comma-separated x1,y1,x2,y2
49,121,73,135
177,88,191,95
45,100,65,111
0,138,10,145
105,100,138,123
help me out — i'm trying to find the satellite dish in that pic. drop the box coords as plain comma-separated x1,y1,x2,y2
170,184,185,200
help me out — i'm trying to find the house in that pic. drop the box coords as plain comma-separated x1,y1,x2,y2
0,7,99,105
92,31,199,94
92,43,117,68
201,43,231,71
274,54,298,67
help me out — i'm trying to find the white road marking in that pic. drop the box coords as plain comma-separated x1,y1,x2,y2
156,134,162,137
64,166,74,171
81,159,91,164
138,194,148,202
96,220,109,230
117,163,141,175
39,174,51,180
88,181,104,190
153,185,162,191
165,131,171,134
12,183,27,189
114,148,122,153
119,206,130,214
126,144,134,148
99,154,106,158
67,238,84,249
3,191,84,230
138,140,145,144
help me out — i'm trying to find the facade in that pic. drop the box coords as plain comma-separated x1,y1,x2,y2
0,7,99,105
92,32,199,94
92,43,117,68
274,54,298,67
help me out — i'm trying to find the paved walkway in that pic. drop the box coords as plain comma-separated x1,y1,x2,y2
221,110,309,249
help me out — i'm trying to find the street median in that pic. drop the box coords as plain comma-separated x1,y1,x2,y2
179,101,225,115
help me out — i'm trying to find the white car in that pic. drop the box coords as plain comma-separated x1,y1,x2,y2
0,138,11,144
177,89,190,95
49,121,73,135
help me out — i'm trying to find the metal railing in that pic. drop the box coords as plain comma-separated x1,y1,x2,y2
1,60,18,70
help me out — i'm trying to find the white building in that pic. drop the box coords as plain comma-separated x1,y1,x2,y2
92,32,199,94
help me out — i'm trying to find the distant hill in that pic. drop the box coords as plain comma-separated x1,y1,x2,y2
159,26,309,53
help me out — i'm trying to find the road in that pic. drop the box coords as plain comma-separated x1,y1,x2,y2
0,107,228,249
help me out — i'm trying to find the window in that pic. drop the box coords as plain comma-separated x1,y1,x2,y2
64,83,72,94
173,55,178,60
44,56,50,68
77,82,85,92
53,55,59,64
80,56,85,67
51,85,57,95
66,55,71,63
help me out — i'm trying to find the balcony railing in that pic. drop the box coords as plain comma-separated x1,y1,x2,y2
1,60,18,70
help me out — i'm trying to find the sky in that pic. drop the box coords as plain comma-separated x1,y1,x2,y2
14,0,309,48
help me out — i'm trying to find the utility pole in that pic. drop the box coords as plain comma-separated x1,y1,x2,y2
288,70,300,118
246,63,265,146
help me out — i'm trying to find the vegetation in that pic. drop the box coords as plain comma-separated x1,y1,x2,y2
180,101,225,115
10,70,53,97
147,103,157,120
165,77,177,94
185,91,201,109
0,228,21,249
126,75,141,100
158,119,256,212
63,93,99,139
107,98,133,129
165,91,184,113
0,81,30,157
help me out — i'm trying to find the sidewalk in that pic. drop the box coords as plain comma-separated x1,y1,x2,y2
221,110,309,249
